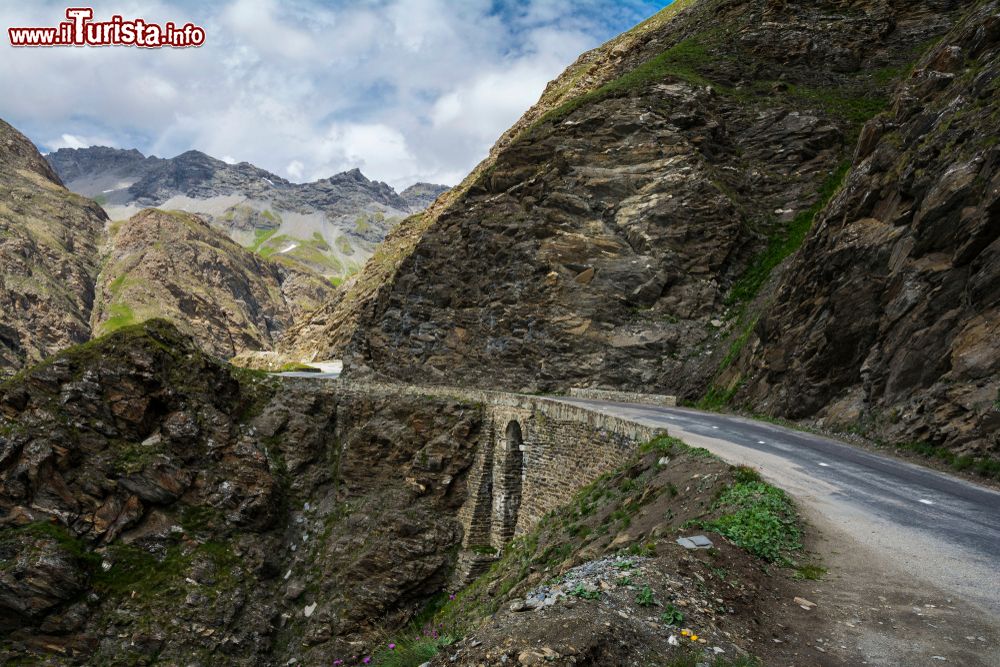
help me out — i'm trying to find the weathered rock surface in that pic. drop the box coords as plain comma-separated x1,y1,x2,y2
284,0,968,398
47,147,449,279
730,2,1000,458
400,182,450,210
0,119,107,373
0,320,483,664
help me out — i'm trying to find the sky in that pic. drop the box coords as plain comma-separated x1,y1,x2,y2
0,0,671,190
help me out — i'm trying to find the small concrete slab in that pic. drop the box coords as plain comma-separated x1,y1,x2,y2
676,535,714,549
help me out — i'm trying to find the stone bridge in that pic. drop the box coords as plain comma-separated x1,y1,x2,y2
330,382,669,580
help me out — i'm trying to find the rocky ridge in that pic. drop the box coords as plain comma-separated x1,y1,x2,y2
0,322,814,665
0,119,107,372
47,147,449,280
94,209,334,359
723,0,1000,459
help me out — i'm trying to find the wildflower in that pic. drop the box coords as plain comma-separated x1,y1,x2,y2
388,643,396,650
449,594,456,600
363,658,371,664
690,635,699,642
680,629,691,636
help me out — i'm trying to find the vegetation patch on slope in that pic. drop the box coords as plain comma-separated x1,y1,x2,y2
726,161,851,306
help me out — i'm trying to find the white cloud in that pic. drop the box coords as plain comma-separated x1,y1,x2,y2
316,123,418,184
286,160,305,180
0,0,667,189
46,133,119,151
219,0,321,60
431,58,573,142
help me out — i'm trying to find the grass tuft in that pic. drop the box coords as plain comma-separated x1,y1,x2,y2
699,480,802,564
898,441,1000,481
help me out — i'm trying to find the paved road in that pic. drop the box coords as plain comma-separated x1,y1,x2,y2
555,397,1000,617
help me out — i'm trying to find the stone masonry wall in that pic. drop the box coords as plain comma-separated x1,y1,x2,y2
322,380,666,581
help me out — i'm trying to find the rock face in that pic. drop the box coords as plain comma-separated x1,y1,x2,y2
729,2,1000,457
0,320,483,664
47,147,449,280
283,0,994,458
284,0,965,388
94,209,333,359
0,119,107,372
0,120,337,377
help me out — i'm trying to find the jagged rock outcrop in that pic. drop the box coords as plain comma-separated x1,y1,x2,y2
93,209,334,358
729,2,1000,457
0,119,108,372
47,147,449,279
283,0,995,458
0,320,482,664
283,0,965,389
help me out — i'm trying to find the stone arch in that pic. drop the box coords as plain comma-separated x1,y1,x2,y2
492,419,524,547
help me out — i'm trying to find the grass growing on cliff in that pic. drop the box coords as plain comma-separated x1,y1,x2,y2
371,637,455,667
3,521,101,569
535,35,712,130
786,85,888,125
101,302,137,333
727,160,851,305
248,227,278,253
698,160,853,409
276,361,319,373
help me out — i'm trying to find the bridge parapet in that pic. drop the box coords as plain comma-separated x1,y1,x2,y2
568,387,677,407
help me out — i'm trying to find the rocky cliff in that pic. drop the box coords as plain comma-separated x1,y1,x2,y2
0,320,483,664
0,119,108,372
0,120,337,377
400,182,450,210
728,1,1000,459
283,0,995,460
47,147,448,280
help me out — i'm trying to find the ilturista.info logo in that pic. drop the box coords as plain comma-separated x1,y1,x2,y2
8,7,205,48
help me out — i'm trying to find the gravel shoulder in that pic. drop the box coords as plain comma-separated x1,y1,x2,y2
557,399,1000,665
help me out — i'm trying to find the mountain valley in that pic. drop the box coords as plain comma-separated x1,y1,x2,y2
0,120,338,374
